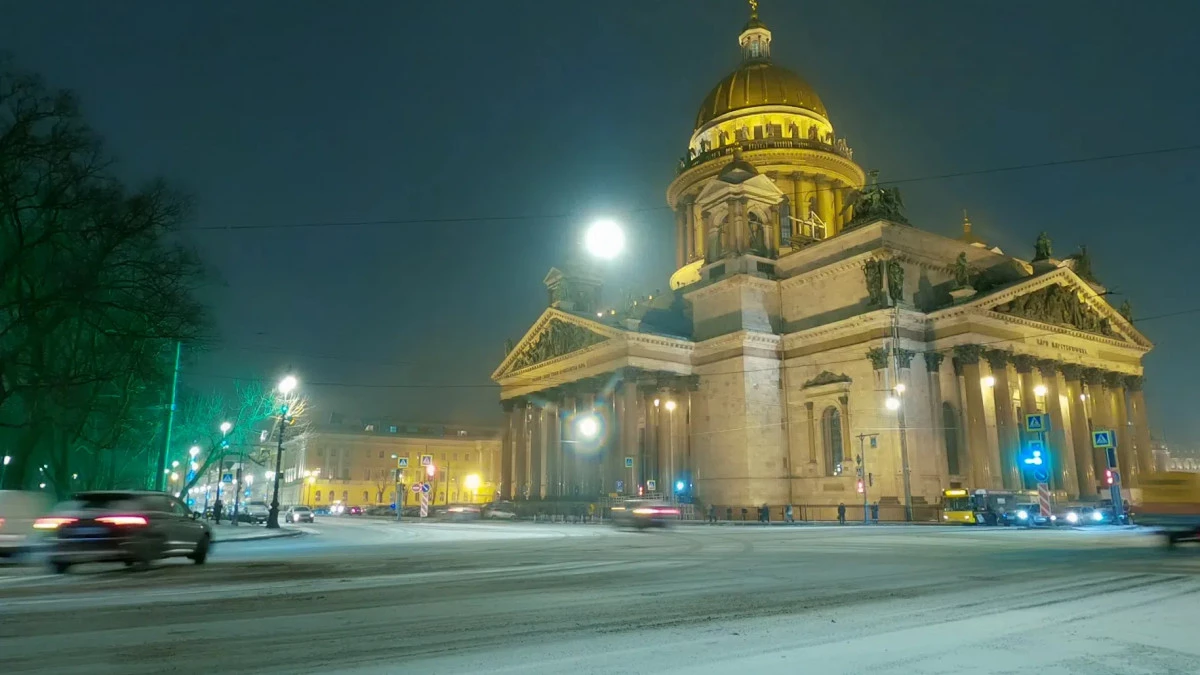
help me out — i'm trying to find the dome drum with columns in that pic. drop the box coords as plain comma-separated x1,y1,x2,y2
492,2,1154,518
668,2,864,284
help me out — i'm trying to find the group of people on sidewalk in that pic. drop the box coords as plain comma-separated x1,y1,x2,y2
702,501,882,524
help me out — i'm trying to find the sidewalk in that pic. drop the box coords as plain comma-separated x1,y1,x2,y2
208,523,304,543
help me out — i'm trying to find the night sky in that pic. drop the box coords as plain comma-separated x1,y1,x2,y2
4,1,1198,445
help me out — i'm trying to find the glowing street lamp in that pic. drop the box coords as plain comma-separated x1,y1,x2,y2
189,446,200,457
463,474,482,491
981,375,996,388
267,373,298,529
576,414,600,439
584,218,625,260
1034,384,1048,397
220,421,232,435
664,400,677,412
885,396,901,411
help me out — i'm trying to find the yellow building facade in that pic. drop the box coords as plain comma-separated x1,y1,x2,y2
280,421,501,508
492,5,1154,515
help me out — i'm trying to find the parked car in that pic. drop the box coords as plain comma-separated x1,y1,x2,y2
0,490,53,558
346,506,363,516
284,505,314,523
36,491,211,573
1001,503,1055,527
444,505,481,521
241,501,270,524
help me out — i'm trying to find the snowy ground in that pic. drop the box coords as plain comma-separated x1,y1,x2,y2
1,520,1198,674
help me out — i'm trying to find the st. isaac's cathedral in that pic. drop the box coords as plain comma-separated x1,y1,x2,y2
491,4,1153,514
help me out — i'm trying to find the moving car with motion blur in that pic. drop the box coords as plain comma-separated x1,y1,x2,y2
1001,503,1055,527
483,501,517,520
610,500,679,530
1136,472,1200,547
35,491,212,573
444,504,481,521
0,490,53,558
284,505,314,523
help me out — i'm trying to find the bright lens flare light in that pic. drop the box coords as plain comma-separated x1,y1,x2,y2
664,400,677,412
1034,384,1048,397
464,474,481,491
278,375,298,394
981,376,996,387
885,396,901,411
576,414,600,439
584,219,625,260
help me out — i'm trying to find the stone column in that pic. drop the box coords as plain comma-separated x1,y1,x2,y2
542,401,559,497
500,400,515,500
1106,372,1136,486
643,389,660,488
658,387,676,495
674,208,686,269
529,405,545,499
1083,369,1112,482
683,197,697,263
832,182,845,232
601,392,620,495
618,380,638,495
1063,366,1097,496
986,351,1022,490
790,172,806,220
513,400,529,499
816,178,835,233
561,395,576,497
1039,362,1079,498
1125,375,1155,478
954,347,998,489
924,352,949,480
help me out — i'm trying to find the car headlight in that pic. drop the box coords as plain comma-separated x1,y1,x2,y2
1066,512,1079,524
1017,510,1028,520
1050,515,1057,521
1091,511,1104,522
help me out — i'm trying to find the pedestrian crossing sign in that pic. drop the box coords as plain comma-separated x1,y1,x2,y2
420,454,433,466
1024,413,1047,432
646,479,657,491
397,457,409,469
1092,430,1115,449
624,456,634,469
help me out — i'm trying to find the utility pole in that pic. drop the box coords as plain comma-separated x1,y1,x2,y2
155,341,182,492
267,407,289,528
856,433,879,524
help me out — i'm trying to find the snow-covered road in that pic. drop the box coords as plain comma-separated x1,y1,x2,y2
1,521,1197,674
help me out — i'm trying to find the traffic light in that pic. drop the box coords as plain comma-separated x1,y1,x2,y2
1105,469,1114,485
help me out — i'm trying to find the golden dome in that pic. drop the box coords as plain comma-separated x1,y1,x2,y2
694,61,828,131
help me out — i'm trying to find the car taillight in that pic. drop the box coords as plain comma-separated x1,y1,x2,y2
95,515,148,526
34,517,78,530
656,508,680,515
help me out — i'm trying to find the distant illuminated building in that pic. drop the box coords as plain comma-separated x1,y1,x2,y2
492,3,1154,509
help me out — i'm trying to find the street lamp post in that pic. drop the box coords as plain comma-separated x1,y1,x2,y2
267,375,297,529
1,455,10,487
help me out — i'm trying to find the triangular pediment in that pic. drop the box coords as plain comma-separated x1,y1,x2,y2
941,268,1151,349
492,309,622,380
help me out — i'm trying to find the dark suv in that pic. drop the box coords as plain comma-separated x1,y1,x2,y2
36,491,212,573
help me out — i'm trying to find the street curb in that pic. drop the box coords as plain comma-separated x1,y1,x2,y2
214,529,305,544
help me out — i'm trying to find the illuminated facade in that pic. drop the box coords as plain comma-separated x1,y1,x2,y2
493,4,1154,512
279,420,501,508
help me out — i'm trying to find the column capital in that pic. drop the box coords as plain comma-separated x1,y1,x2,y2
923,351,945,373
1124,374,1145,392
952,344,984,365
984,348,1011,370
1012,353,1037,374
1082,367,1105,386
1102,371,1125,389
1036,359,1060,378
1060,363,1084,381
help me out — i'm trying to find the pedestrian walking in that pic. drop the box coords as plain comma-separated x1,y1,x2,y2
870,502,879,524
707,503,717,524
837,502,846,525
759,503,770,524
784,504,794,524
212,498,224,525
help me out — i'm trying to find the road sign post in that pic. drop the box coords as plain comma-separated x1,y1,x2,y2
419,491,429,518
1092,429,1123,521
646,479,657,492
856,433,879,524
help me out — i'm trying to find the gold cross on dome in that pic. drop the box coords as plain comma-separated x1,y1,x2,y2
749,0,759,18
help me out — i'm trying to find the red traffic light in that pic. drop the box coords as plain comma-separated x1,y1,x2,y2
1104,469,1114,485
856,480,864,494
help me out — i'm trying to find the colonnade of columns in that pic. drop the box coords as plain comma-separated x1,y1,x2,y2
499,371,697,501
947,345,1153,498
673,172,855,267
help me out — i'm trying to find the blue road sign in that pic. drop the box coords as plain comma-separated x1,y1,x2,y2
624,456,634,468
1092,430,1115,448
420,482,431,493
420,454,433,466
615,480,624,492
397,457,409,469
646,479,657,491
1032,467,1049,483
1111,470,1121,485
221,473,233,483
1025,414,1047,432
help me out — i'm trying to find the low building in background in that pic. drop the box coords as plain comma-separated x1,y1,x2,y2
278,418,500,508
